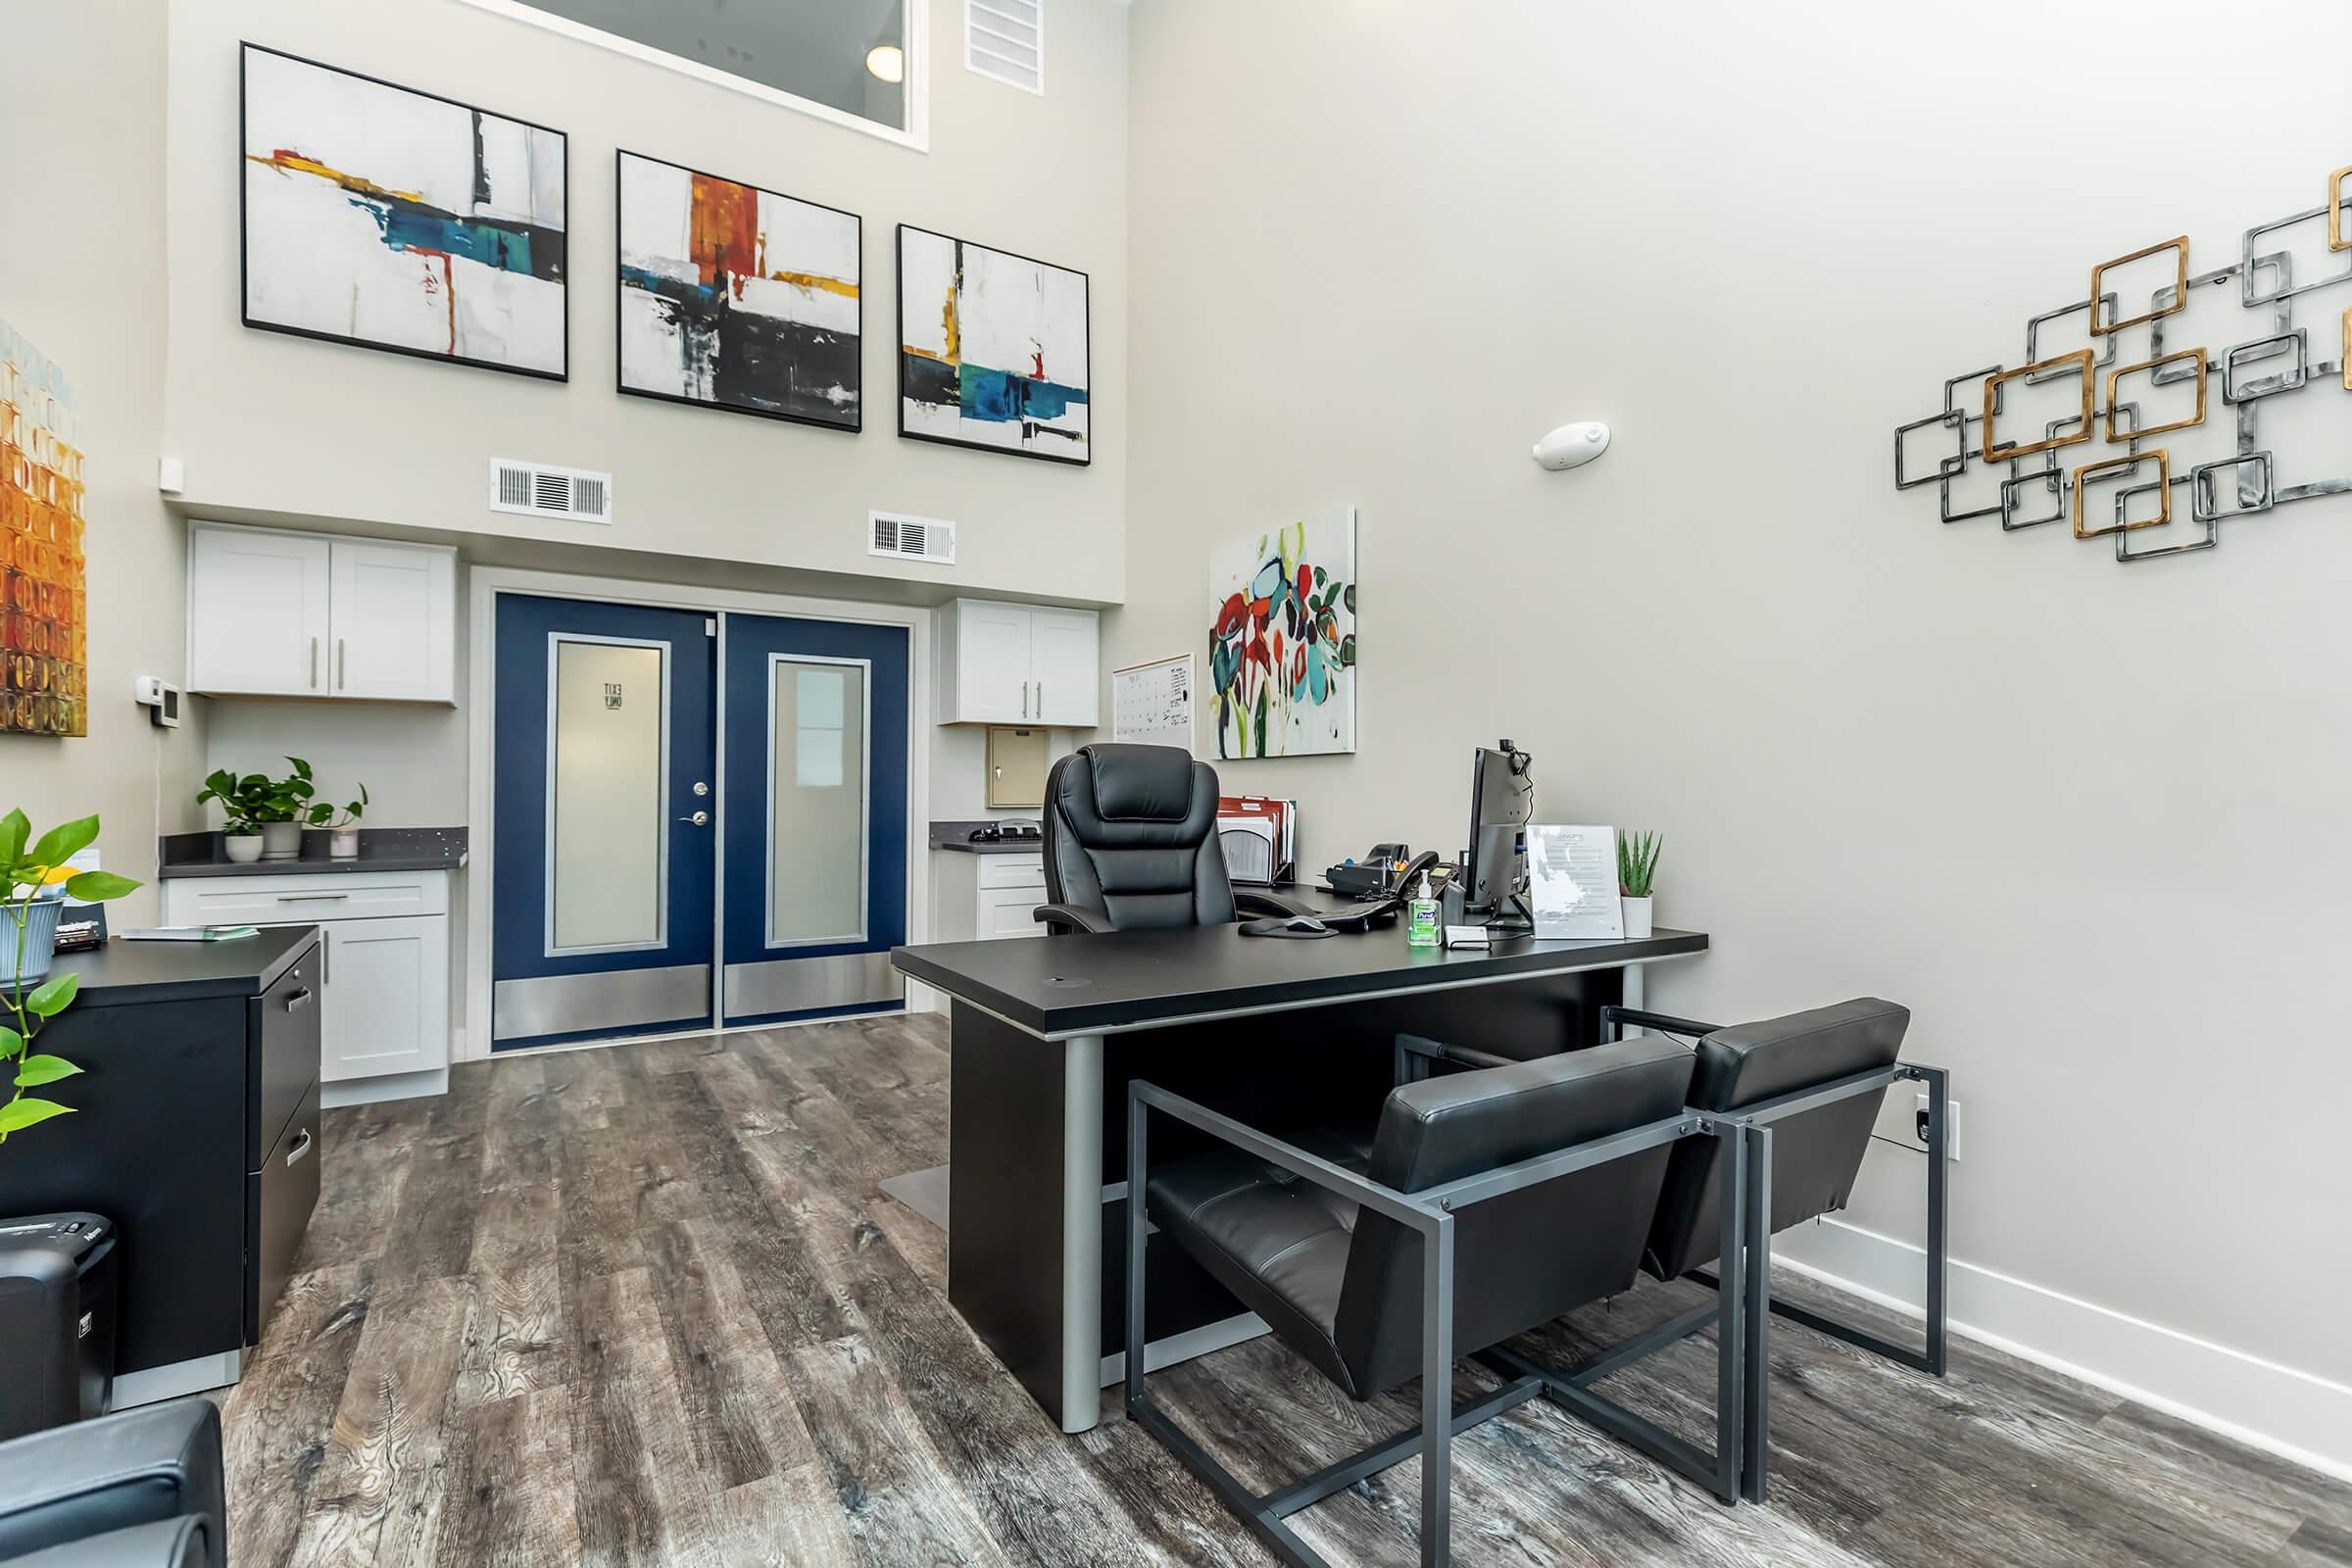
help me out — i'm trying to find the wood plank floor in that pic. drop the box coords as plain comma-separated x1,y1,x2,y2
221,1014,2352,1567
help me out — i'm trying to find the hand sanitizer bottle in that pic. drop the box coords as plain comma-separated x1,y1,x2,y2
1406,871,1441,948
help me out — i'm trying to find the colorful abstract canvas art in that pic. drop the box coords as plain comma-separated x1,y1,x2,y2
1207,506,1357,760
898,226,1090,465
240,45,567,379
0,319,88,738
616,151,860,429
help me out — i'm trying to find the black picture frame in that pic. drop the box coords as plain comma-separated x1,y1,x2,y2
895,223,1093,467
237,41,570,384
612,149,863,433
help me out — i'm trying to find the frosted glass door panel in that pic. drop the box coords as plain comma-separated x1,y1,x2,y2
550,638,667,951
768,659,867,945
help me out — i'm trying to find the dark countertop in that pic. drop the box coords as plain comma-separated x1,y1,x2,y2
45,924,318,1009
930,819,1047,855
159,826,468,879
892,923,1709,1037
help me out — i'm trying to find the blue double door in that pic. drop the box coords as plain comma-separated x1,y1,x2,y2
490,593,909,1051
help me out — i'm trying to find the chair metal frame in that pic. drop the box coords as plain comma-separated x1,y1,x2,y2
1599,1004,1951,1503
1125,1039,1748,1568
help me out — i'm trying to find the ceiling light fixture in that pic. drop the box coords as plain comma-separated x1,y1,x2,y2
865,44,906,84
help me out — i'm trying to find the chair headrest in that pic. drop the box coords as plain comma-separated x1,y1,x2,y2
1079,744,1200,821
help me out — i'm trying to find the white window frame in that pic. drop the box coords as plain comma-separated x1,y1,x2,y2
452,0,932,153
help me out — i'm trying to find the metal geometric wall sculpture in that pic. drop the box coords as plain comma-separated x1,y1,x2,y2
1896,165,2352,564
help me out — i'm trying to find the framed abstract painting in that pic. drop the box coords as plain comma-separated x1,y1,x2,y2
239,43,568,379
616,150,861,429
1206,506,1357,760
897,225,1090,465
0,319,88,738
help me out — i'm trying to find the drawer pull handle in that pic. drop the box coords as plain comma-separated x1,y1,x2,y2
275,893,350,903
284,1128,313,1166
283,987,314,1011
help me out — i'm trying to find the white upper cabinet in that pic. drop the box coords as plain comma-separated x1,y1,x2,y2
186,527,330,697
188,522,455,703
937,599,1100,727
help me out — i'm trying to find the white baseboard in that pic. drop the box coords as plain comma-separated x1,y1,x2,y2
320,1066,449,1108
1775,1216,2352,1485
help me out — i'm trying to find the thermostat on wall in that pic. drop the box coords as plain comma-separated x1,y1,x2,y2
134,675,181,728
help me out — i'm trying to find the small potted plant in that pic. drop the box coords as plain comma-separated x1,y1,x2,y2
196,760,316,862
306,782,369,859
3,808,140,1104
1617,830,1662,939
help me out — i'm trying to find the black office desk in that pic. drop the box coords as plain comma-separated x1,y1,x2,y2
891,921,1709,1433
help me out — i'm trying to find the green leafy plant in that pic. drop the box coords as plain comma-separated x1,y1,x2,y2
196,757,318,832
1617,830,1663,899
306,781,369,830
2,811,141,1147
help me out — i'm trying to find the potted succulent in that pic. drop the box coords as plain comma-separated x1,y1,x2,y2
306,782,369,859
196,759,317,861
2,810,140,1133
1617,830,1662,939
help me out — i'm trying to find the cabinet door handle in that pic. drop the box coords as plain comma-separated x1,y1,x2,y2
275,893,348,903
282,986,314,1012
320,928,329,986
337,638,347,691
1022,680,1030,720
1037,680,1044,718
310,636,319,690
284,1127,314,1166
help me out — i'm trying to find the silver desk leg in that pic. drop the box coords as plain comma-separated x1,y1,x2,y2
1059,1032,1105,1433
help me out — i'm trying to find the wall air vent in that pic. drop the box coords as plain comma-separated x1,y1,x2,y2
966,0,1043,94
490,459,613,524
869,511,957,565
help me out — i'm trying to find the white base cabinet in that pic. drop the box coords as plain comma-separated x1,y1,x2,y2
162,869,452,1101
929,851,1047,945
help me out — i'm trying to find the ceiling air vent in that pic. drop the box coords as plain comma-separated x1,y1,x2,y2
490,459,613,524
967,0,1043,94
869,511,956,565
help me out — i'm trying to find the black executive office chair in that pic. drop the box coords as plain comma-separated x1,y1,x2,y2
1604,996,1948,1502
1126,1037,1754,1568
0,1401,226,1568
1034,744,1316,934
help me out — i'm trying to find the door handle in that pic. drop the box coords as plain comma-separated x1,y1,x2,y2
284,1127,314,1166
282,986,314,1012
679,810,710,827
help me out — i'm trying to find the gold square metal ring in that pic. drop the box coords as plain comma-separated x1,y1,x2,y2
2105,348,2207,442
2074,448,2172,539
1984,350,2094,462
2090,237,2189,335
2331,165,2352,252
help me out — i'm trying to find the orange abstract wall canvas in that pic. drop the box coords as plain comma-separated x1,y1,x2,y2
1,318,88,739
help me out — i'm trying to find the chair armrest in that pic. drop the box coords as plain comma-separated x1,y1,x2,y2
1130,1081,1439,1231
12,1517,213,1568
0,1403,224,1568
1033,903,1118,935
1233,889,1320,919
1396,1034,1517,1075
1598,1004,1721,1041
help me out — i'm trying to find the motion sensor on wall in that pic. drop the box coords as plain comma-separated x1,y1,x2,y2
1533,420,1611,470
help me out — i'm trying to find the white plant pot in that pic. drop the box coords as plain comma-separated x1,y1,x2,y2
329,828,360,859
261,821,302,860
1620,896,1654,939
224,833,265,864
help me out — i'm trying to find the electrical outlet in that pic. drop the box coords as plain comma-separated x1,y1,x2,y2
1914,1095,1962,1160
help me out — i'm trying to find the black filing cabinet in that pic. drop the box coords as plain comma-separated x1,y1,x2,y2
0,927,322,1391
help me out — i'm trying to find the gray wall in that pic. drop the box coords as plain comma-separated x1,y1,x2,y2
163,0,1130,606
1,0,208,922
1114,0,2352,1406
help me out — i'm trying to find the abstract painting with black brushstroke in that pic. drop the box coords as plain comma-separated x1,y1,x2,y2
240,44,567,379
898,225,1090,465
616,151,860,430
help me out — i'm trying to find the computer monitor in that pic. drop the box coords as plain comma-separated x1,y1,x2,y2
1460,740,1534,925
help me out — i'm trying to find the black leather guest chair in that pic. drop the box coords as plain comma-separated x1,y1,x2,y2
1602,996,1948,1502
1125,1037,1754,1568
1034,744,1317,934
0,1402,226,1568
